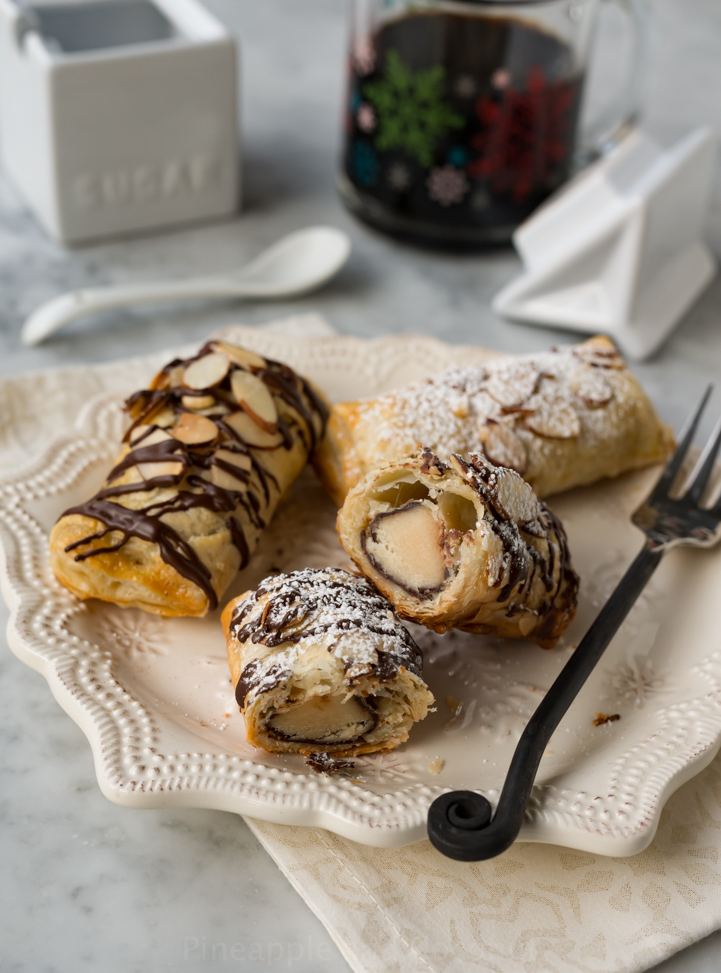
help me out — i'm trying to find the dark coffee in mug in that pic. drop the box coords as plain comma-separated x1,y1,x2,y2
341,10,585,246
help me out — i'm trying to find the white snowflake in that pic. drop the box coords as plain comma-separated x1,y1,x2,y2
426,165,469,207
353,35,376,75
491,67,511,89
356,102,376,133
353,752,424,782
387,162,412,191
100,610,165,658
606,654,668,706
454,74,477,98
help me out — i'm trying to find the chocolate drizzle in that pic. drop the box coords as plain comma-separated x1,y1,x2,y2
64,496,218,609
230,567,424,694
348,448,578,643
58,341,327,609
449,451,577,628
234,659,290,709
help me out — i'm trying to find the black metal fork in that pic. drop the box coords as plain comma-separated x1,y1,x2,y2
427,387,721,861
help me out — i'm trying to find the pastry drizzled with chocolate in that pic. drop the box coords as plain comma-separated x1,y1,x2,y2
337,449,578,647
222,567,434,755
49,340,328,617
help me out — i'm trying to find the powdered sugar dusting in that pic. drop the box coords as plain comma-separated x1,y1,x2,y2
362,341,626,473
232,567,423,677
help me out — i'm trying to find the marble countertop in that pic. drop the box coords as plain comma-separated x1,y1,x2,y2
1,1,720,970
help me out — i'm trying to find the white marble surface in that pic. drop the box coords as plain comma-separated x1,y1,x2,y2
1,1,720,970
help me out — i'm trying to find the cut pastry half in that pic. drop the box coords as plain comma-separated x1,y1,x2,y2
222,567,435,756
337,449,579,647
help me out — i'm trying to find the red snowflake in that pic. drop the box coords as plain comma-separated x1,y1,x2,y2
467,68,577,204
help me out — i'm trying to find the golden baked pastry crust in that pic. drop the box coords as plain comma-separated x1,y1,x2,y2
314,336,674,506
222,567,434,756
336,449,579,647
50,340,328,617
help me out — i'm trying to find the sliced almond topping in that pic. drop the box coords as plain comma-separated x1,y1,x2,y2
129,423,152,445
167,364,186,387
449,393,470,419
486,467,541,524
569,366,614,408
182,393,216,411
152,363,186,390
130,426,172,447
225,410,284,449
172,412,218,446
151,407,176,428
137,460,184,481
183,351,230,390
130,428,183,479
486,362,539,409
524,396,581,439
480,421,528,475
230,370,278,432
212,341,266,371
573,337,624,369
196,404,230,418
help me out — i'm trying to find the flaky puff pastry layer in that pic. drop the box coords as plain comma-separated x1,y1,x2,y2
337,450,579,647
222,567,434,756
314,336,674,506
50,340,328,617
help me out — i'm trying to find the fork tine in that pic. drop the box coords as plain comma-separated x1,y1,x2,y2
685,412,721,504
651,385,713,499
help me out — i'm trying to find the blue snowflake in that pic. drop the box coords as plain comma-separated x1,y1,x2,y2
350,140,380,187
350,90,362,113
447,146,469,167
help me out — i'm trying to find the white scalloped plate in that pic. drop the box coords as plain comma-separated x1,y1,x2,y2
1,329,720,854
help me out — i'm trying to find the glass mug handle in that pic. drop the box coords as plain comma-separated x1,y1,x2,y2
577,0,651,165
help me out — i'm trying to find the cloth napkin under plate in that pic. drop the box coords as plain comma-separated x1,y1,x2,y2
1,314,719,973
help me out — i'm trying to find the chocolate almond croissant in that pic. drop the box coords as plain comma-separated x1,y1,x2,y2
314,336,673,506
337,449,579,647
50,340,328,616
222,567,434,755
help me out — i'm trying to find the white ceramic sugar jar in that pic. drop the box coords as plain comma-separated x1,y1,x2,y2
0,0,240,245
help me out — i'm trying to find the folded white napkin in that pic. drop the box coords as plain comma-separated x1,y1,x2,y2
2,314,719,973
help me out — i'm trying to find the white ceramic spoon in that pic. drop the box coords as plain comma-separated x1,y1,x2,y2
21,226,351,347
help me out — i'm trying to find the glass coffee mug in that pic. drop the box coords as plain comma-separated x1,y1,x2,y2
339,0,648,247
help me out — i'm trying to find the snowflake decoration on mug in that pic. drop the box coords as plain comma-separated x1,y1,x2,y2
468,67,576,203
427,164,469,207
356,102,376,133
387,162,412,191
350,140,381,187
353,35,376,76
363,50,464,167
454,74,478,99
491,68,512,90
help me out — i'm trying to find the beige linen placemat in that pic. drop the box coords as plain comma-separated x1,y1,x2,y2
2,315,720,973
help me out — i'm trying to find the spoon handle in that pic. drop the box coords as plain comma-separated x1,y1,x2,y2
21,277,236,347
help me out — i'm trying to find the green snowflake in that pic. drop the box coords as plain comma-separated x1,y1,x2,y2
364,50,464,168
